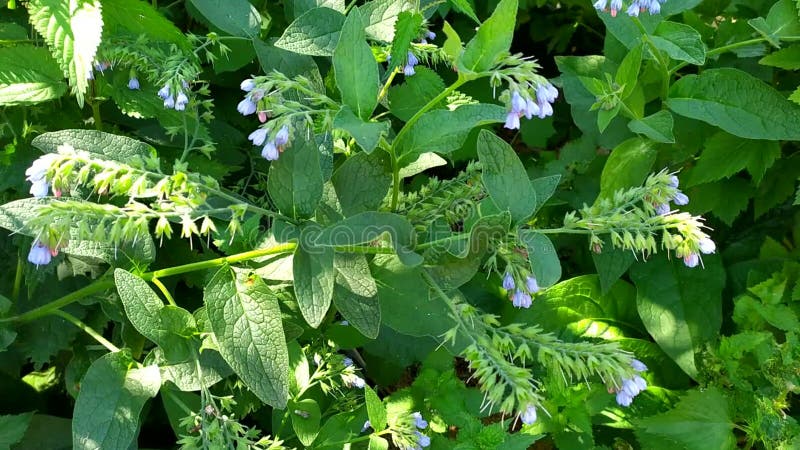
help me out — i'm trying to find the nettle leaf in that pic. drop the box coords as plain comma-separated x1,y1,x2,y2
635,388,736,450
275,7,346,57
477,131,537,224
598,137,656,200
759,44,800,69
628,110,676,143
630,255,725,379
0,45,67,105
687,132,781,187
314,212,423,266
361,0,413,42
333,7,379,120
187,0,261,37
685,178,753,226
667,68,800,141
32,129,155,162
388,66,446,121
0,412,33,449
396,104,507,166
204,267,290,408
518,230,562,288
389,10,422,72
72,352,161,450
26,0,102,107
331,150,391,217
293,240,335,328
267,136,324,220
460,0,517,72
291,398,321,446
333,253,381,338
651,21,706,65
333,106,390,154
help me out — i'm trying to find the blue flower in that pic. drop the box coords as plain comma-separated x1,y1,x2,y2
343,357,353,367
502,272,515,290
524,97,540,120
503,111,520,130
261,141,280,161
26,154,57,198
510,91,526,115
248,128,268,146
163,96,175,109
669,174,680,188
346,375,365,389
615,390,633,407
610,0,623,15
94,61,109,73
631,359,648,372
240,78,256,92
157,84,171,100
29,179,49,198
411,412,428,429
427,31,436,40
699,238,716,255
621,375,647,397
593,0,608,10
404,51,419,76
175,91,189,111
414,431,431,448
28,240,52,266
655,203,670,215
648,0,661,14
128,77,140,90
237,98,257,116
512,289,532,309
526,276,540,294
274,125,290,147
520,405,537,425
535,83,558,119
361,420,371,432
626,2,640,16
683,252,699,268
673,191,689,206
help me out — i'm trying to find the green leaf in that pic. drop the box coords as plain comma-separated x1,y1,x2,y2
531,175,561,214
293,242,335,328
598,137,656,200
0,45,67,105
615,43,642,99
748,0,800,45
459,0,518,72
441,20,463,61
254,38,322,81
275,7,345,56
333,253,381,338
635,388,736,450
369,435,390,450
447,0,479,23
334,7,379,120
32,129,155,162
72,352,161,450
0,412,33,450
204,267,290,408
388,11,423,71
518,230,562,288
628,110,676,143
685,178,753,226
651,21,706,65
267,137,324,220
187,0,260,37
630,255,725,379
592,243,636,294
333,106,390,153
291,398,322,446
286,0,345,20
687,132,781,187
399,152,448,179
388,66,446,121
27,0,102,107
667,68,800,141
476,130,537,224
759,44,800,69
364,386,387,430
315,212,423,266
101,0,187,46
361,0,413,42
332,151,391,217
397,104,506,166
152,346,232,391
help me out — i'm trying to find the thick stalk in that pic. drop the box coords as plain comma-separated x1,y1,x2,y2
54,309,119,352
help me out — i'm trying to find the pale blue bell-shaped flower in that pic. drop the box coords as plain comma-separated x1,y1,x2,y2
610,0,623,15
616,390,633,407
426,31,436,40
262,141,280,161
524,97,540,120
699,238,716,254
504,111,521,130
631,359,648,372
648,0,661,14
403,51,419,76
526,276,540,294
343,357,353,367
673,191,689,206
415,432,431,448
683,252,699,268
512,290,532,309
521,405,537,425
274,125,290,147
655,203,670,215
163,96,175,109
240,78,256,92
237,98,257,116
157,84,171,100
669,174,680,188
28,240,52,266
175,91,189,111
128,77,140,90
361,420,371,432
593,0,608,10
29,180,49,198
411,412,428,429
627,2,641,16
502,272,515,290
248,128,268,146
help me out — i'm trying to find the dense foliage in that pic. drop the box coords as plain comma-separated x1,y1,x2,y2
0,0,799,449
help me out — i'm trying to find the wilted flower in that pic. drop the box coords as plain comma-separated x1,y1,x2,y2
520,405,537,425
28,240,52,266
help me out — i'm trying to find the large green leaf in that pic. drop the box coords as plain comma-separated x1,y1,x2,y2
333,7,379,120
331,150,391,216
687,132,781,187
361,0,413,42
630,255,725,378
628,110,676,143
477,130,536,224
333,253,381,338
0,45,67,105
275,7,345,56
267,136,324,220
518,230,562,288
598,137,656,200
293,242,335,328
387,66,446,121
667,68,800,141
314,212,423,266
651,21,706,65
333,106,390,154
459,0,517,72
72,352,161,450
204,267,290,408
101,0,187,46
187,0,260,37
32,129,155,162
0,412,33,450
26,0,103,106
254,38,322,81
286,0,345,20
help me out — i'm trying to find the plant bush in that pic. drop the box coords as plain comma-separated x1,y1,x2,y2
0,0,798,449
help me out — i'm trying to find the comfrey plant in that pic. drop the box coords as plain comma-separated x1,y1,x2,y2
0,0,729,449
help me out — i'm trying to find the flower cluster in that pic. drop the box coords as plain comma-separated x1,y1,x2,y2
341,356,366,389
594,0,667,17
158,80,190,111
503,271,540,309
613,359,648,407
249,125,290,161
503,82,558,130
390,411,430,450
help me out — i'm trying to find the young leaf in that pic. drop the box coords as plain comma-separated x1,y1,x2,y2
518,230,562,288
364,386,388,430
187,0,261,37
615,42,643,99
204,267,290,408
333,7,379,120
477,130,537,224
597,137,656,200
388,11,423,71
441,20,463,62
32,129,155,162
275,7,346,56
651,21,706,65
667,68,800,141
72,352,161,450
292,242,335,328
26,0,103,107
628,110,676,143
267,136,324,220
331,150,391,217
333,106,390,154
0,46,67,105
291,398,322,446
460,0,518,72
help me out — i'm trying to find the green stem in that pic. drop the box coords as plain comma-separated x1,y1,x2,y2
669,38,768,75
11,253,23,302
91,101,103,131
151,277,177,307
631,17,670,98
377,67,400,104
5,279,115,324
324,430,393,447
54,309,119,352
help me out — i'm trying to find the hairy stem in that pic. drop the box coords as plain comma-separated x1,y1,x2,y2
54,309,119,353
